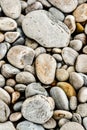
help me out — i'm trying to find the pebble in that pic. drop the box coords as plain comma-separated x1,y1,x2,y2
13,101,23,111
0,88,11,104
83,45,87,54
48,0,78,13
0,42,8,60
73,3,87,22
0,17,17,31
15,84,26,92
64,15,76,34
70,96,77,110
58,118,69,127
1,64,20,78
70,40,82,51
7,45,35,69
0,99,10,122
16,121,45,130
43,118,56,129
25,38,38,49
9,112,22,122
21,0,27,10
35,54,56,84
16,14,25,26
76,23,84,33
38,0,51,7
0,74,5,87
78,87,87,103
79,73,87,86
50,87,69,110
69,72,84,89
6,79,16,87
62,47,78,65
24,65,35,75
76,54,87,73
52,48,62,54
56,69,69,82
0,32,4,42
5,32,20,43
4,86,14,94
83,117,87,130
25,82,48,98
53,110,72,120
22,10,70,48
57,82,76,98
0,60,5,68
12,37,25,46
0,0,21,19
12,91,20,104
22,95,54,124
74,33,86,45
60,122,85,130
76,103,87,117
67,66,75,74
49,7,65,22
0,121,16,130
16,71,35,84
53,54,62,62
27,0,36,5
35,47,46,57
72,113,82,124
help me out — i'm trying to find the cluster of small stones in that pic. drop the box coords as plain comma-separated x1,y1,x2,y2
0,0,87,130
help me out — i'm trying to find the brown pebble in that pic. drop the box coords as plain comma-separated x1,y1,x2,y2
9,112,22,122
12,91,20,104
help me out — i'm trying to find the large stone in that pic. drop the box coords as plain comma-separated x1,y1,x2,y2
35,54,56,84
7,45,35,69
0,0,21,19
22,10,70,48
48,0,78,13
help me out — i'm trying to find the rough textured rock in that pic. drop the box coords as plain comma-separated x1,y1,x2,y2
22,10,70,48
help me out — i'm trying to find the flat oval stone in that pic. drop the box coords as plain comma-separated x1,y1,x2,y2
9,112,22,122
76,54,87,73
43,118,56,129
0,88,11,104
0,17,17,31
76,103,87,117
15,84,27,92
70,96,77,110
1,64,20,78
13,101,23,111
16,121,45,130
0,42,8,60
70,40,82,51
62,47,78,65
25,82,48,98
78,87,87,103
35,54,56,84
0,121,16,130
0,99,10,122
60,122,85,130
22,95,54,124
22,10,70,48
73,3,87,22
48,0,78,13
57,82,76,98
0,0,21,19
50,87,69,110
16,71,35,84
7,45,35,69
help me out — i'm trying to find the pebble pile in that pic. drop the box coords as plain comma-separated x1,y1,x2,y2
0,0,87,130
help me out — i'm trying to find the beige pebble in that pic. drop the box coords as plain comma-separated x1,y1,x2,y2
4,86,14,94
67,66,75,74
74,33,86,45
78,87,87,103
52,48,62,54
56,69,69,81
53,110,72,120
25,38,38,49
70,40,82,51
9,112,22,122
6,79,16,87
58,118,69,127
70,96,77,110
12,91,20,104
43,118,56,129
0,32,4,42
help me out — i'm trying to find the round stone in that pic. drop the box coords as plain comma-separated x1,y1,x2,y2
70,40,82,51
16,121,45,130
0,99,10,122
62,47,78,65
73,3,87,22
78,87,87,103
69,72,84,89
7,45,35,69
0,74,5,87
16,71,35,84
35,54,56,84
0,0,21,19
50,87,69,110
25,82,48,98
56,69,69,81
48,0,78,13
60,122,85,130
22,95,54,124
0,121,16,130
9,112,22,122
0,17,17,31
6,79,16,87
22,10,70,48
76,103,87,117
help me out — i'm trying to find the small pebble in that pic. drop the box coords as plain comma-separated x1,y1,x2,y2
76,103,87,117
24,65,35,75
35,47,46,57
70,96,77,110
72,113,82,124
6,79,16,87
78,87,87,103
43,118,56,129
70,40,82,51
13,101,23,111
9,112,22,122
4,86,14,94
15,84,26,92
74,33,86,45
76,23,84,33
12,91,20,104
0,32,4,42
58,118,69,127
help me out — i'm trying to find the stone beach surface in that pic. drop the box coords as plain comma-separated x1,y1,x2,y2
0,0,87,130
